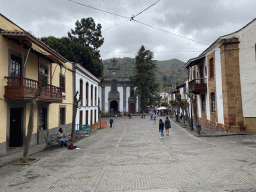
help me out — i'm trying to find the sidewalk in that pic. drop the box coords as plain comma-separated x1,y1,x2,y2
0,143,46,167
169,116,254,137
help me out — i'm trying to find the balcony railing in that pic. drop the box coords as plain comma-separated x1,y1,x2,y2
4,77,62,103
188,78,207,94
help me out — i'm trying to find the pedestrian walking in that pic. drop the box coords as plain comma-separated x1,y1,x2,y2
150,112,153,120
110,117,114,128
159,119,164,138
153,114,156,124
164,116,171,136
143,112,145,119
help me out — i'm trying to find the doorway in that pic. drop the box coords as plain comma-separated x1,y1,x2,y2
9,108,23,147
129,103,135,114
110,100,118,114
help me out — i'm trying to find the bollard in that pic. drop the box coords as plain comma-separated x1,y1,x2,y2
196,125,201,135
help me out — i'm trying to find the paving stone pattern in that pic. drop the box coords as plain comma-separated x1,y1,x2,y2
1,116,256,192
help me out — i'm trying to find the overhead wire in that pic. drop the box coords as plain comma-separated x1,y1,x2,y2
67,0,209,46
132,19,210,46
67,0,130,19
131,0,160,20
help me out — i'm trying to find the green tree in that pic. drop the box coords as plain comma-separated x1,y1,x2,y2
41,36,103,78
131,45,159,110
68,17,104,57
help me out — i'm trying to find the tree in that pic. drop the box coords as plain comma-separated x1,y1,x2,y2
131,45,159,110
23,75,47,163
68,17,104,57
41,36,103,78
71,91,81,142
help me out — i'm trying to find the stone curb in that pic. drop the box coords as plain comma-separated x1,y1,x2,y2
169,118,255,137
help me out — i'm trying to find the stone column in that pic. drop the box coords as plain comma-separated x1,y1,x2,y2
219,38,243,132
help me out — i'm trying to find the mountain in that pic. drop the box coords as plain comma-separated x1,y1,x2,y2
102,57,187,91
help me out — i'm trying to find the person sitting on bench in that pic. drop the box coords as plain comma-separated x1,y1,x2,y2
58,128,68,147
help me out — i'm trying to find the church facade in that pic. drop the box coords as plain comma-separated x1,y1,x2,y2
99,59,140,114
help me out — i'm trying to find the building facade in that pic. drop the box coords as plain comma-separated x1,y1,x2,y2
185,18,256,132
74,63,100,126
0,14,74,156
99,59,140,114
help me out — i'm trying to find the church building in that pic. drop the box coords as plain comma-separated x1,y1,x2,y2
99,59,140,114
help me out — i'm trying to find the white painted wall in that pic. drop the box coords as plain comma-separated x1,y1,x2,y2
118,86,123,112
213,48,224,124
126,87,130,111
75,65,99,126
197,94,202,118
236,23,256,117
105,86,111,112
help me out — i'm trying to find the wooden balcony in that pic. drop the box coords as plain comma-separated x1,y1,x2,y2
188,78,207,94
4,77,62,103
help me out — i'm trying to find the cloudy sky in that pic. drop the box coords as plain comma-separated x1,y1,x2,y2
1,0,256,62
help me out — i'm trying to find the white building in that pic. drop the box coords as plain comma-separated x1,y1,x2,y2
74,63,100,126
184,18,256,132
99,59,140,114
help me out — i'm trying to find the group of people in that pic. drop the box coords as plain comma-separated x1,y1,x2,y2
159,117,171,138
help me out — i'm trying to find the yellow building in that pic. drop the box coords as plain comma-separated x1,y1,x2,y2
0,14,74,156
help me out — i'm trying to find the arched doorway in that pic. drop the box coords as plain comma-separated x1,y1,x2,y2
129,103,135,114
110,100,118,114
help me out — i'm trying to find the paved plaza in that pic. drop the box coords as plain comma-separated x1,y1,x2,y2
1,116,256,192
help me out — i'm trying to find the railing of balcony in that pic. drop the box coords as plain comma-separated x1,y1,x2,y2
5,77,62,102
188,78,207,94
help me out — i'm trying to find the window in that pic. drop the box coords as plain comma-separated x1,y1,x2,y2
86,82,89,106
201,94,205,111
80,79,83,106
130,89,134,97
39,64,48,83
59,107,66,125
85,110,88,124
211,93,216,112
95,110,97,123
90,110,93,125
10,54,22,77
209,58,214,78
111,80,117,91
79,111,83,124
39,108,47,130
91,85,93,106
60,75,65,93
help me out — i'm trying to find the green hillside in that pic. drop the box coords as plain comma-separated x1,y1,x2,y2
102,57,187,91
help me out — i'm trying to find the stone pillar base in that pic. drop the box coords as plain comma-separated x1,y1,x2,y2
231,125,241,132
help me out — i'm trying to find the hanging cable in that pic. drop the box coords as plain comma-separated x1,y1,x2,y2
132,19,210,45
67,0,130,19
131,0,160,20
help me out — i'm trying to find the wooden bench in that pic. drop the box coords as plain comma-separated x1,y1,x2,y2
44,134,61,150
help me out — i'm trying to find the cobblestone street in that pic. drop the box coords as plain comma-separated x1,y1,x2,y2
1,116,256,192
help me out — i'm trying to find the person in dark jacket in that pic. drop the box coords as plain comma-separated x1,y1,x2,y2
164,117,171,136
159,119,165,138
110,117,114,128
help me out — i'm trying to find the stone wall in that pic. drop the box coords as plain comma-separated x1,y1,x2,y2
219,38,244,132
